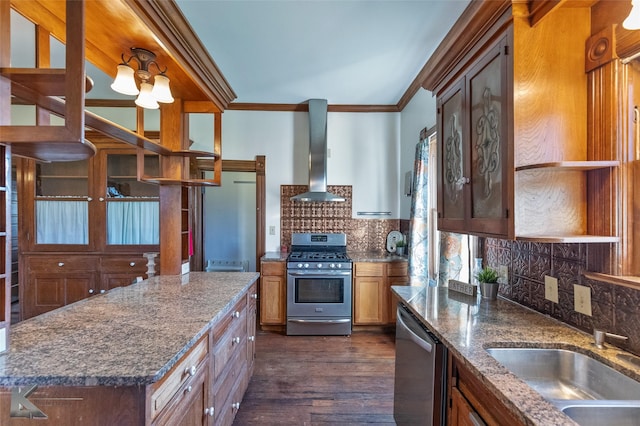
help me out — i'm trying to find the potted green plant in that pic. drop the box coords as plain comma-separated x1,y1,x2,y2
395,239,406,256
476,267,499,300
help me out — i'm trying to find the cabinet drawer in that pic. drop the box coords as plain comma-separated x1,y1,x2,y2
27,256,98,272
354,262,384,277
261,261,284,276
150,334,209,419
101,256,148,273
214,338,247,413
213,307,247,381
387,261,408,277
215,362,249,426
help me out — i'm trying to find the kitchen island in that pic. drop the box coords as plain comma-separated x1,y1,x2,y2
0,272,259,425
393,285,640,426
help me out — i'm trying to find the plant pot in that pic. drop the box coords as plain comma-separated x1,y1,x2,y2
396,247,405,256
479,281,499,300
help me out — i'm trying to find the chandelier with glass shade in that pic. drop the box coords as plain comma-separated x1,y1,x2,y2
110,47,174,109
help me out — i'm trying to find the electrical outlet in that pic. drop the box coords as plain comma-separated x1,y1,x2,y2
269,225,276,236
498,265,508,284
545,275,559,303
574,284,592,316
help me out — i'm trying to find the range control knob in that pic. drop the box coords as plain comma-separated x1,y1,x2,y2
330,263,336,268
317,263,323,268
337,263,342,269
297,263,303,268
304,263,309,268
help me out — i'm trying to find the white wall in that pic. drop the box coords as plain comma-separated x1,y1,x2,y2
219,109,401,251
398,88,437,219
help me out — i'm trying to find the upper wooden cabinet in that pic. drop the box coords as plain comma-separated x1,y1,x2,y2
429,2,619,242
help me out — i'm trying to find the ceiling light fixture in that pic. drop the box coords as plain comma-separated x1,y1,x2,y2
623,0,640,30
110,47,174,109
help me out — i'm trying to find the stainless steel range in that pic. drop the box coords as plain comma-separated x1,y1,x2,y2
286,233,352,335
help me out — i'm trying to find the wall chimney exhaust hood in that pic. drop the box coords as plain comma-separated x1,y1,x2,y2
290,99,345,202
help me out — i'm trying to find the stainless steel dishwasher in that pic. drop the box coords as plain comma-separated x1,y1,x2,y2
394,303,447,426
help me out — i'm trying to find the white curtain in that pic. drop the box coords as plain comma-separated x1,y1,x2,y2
107,201,159,245
36,200,89,244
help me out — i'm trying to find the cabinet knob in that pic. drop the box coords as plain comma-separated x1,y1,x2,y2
249,336,255,342
232,336,241,345
233,311,240,318
129,262,135,267
185,365,196,376
185,385,192,393
87,197,93,202
89,289,94,294
99,197,105,202
232,402,240,410
57,262,64,267
205,407,214,416
100,289,106,294
251,293,258,299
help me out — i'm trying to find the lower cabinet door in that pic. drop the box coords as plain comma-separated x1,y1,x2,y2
24,273,96,318
153,367,208,426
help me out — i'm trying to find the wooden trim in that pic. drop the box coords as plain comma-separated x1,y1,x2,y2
255,155,266,270
122,0,236,111
420,0,511,93
227,103,399,113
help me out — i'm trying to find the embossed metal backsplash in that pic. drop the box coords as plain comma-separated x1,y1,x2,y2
485,238,640,356
280,185,400,252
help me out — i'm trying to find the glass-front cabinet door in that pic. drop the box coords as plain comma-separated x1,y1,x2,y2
103,151,160,248
466,36,509,236
437,79,466,233
35,160,92,247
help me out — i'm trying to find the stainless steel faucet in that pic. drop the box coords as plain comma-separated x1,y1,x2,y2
594,329,629,349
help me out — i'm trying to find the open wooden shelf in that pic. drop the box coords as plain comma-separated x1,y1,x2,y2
0,68,94,95
515,160,620,172
515,234,620,243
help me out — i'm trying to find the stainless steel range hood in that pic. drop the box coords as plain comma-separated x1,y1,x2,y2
290,99,345,202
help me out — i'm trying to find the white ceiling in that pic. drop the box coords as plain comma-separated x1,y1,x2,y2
175,0,471,106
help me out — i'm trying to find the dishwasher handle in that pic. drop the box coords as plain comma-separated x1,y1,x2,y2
397,307,433,353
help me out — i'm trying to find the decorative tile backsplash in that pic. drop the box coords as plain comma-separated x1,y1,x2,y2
485,238,640,356
280,185,401,252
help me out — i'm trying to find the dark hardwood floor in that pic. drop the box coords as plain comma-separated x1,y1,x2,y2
234,330,397,425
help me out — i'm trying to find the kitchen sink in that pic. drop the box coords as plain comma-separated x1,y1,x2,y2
561,402,640,426
486,347,640,425
485,347,640,400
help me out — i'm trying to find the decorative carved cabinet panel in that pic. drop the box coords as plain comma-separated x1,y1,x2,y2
437,33,510,238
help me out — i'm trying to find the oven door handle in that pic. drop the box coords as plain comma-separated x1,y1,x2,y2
287,271,352,277
288,318,351,324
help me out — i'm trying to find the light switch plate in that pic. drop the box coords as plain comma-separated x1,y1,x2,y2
269,226,276,236
545,276,559,303
574,284,592,316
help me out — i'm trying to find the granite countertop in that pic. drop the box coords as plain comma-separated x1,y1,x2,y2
0,272,259,387
261,251,288,261
392,285,640,426
348,250,407,262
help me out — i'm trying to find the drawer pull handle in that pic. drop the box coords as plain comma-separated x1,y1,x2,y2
58,262,64,267
129,262,135,267
249,336,255,342
185,385,192,393
185,365,196,376
232,337,241,345
205,407,214,416
232,402,240,410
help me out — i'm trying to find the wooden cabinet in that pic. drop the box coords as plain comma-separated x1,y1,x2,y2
353,263,386,325
246,284,258,376
432,4,618,242
150,334,210,425
259,261,286,326
353,261,408,326
18,136,161,319
448,352,523,426
211,285,253,426
438,36,510,237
